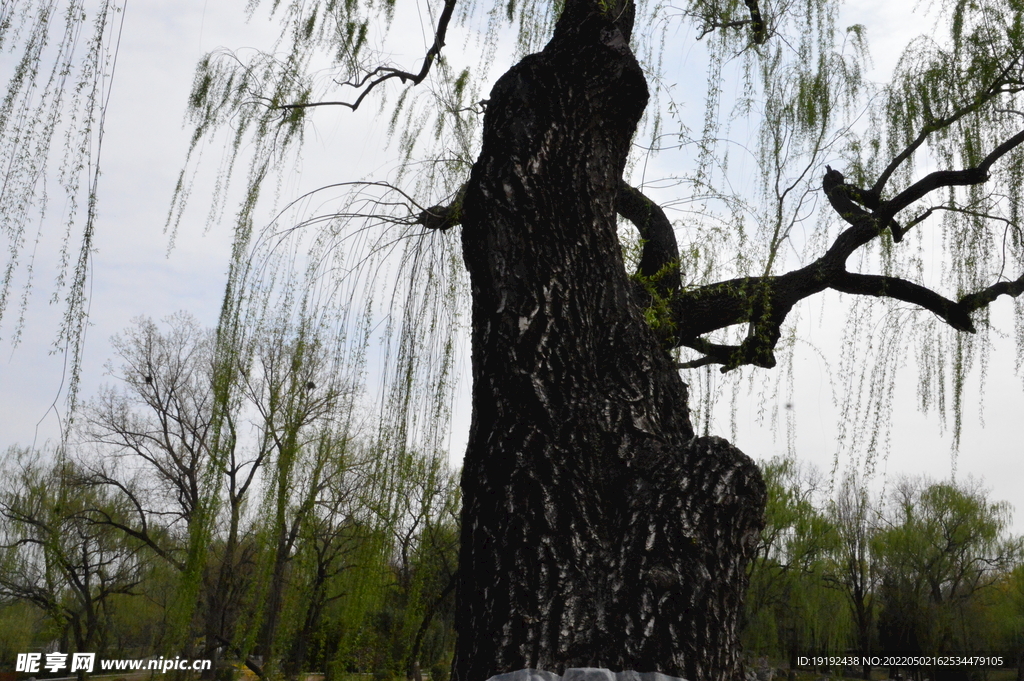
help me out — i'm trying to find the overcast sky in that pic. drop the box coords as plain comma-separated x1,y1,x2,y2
1,0,1022,527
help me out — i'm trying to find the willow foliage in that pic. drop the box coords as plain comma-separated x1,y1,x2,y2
0,0,126,412
4,0,1024,665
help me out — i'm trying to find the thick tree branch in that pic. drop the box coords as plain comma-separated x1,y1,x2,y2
822,165,873,226
274,0,458,112
821,166,911,243
883,128,1024,218
84,508,186,572
670,273,816,371
671,263,979,371
959,271,1024,313
666,137,1024,370
678,334,780,370
668,254,1020,371
418,184,467,231
615,181,681,297
743,0,768,45
829,271,975,332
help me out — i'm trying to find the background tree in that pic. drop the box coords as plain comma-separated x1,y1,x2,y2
233,327,352,674
282,445,371,680
0,448,145,664
76,312,254,662
381,452,459,681
988,565,1024,681
874,477,1020,679
739,467,1024,679
80,313,215,572
743,456,847,674
59,311,461,677
824,472,880,679
74,313,341,667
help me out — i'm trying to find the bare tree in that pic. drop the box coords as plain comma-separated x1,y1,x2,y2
825,473,880,679
0,448,145,665
875,477,1021,674
77,312,362,675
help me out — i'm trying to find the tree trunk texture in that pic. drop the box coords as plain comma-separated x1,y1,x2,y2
454,2,766,680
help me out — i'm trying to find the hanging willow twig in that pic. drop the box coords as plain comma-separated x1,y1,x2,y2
271,0,460,112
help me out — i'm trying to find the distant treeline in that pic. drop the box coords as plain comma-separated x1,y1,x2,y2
0,313,459,681
2,315,1022,681
744,457,1024,680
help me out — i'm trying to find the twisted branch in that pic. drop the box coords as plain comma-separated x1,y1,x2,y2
273,0,459,112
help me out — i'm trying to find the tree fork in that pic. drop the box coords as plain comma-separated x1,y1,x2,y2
453,0,765,678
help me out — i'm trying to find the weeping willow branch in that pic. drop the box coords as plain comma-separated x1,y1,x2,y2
0,0,127,416
664,125,1024,371
959,272,1024,313
272,0,459,112
870,54,1024,198
695,0,767,44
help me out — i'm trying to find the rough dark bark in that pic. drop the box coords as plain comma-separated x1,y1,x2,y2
452,0,766,679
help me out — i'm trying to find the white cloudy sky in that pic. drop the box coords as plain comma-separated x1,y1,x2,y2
1,0,1022,526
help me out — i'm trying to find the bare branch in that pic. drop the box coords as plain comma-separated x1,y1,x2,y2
959,272,1024,314
616,181,681,297
829,271,975,332
274,0,459,113
75,470,188,572
871,55,1024,197
884,128,1024,218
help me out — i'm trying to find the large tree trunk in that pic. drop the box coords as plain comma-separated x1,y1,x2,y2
453,1,766,680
